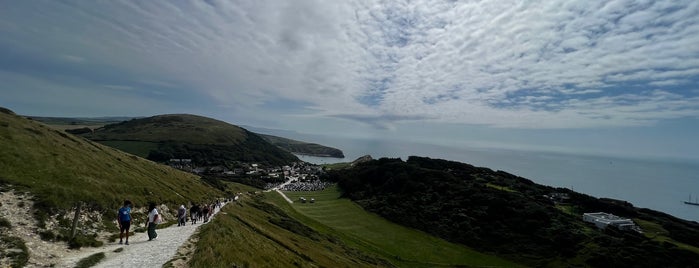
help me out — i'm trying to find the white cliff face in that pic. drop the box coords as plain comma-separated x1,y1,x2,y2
0,188,228,268
0,190,74,267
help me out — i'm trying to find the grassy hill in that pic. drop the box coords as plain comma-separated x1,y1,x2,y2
185,186,516,267
282,187,517,267
0,107,224,216
325,156,699,267
186,192,395,268
260,134,345,158
80,114,299,166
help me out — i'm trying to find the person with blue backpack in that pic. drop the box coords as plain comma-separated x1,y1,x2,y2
118,200,132,245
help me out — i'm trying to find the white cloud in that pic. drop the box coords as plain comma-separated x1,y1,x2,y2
1,0,698,129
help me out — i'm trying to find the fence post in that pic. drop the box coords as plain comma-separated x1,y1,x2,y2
70,202,82,240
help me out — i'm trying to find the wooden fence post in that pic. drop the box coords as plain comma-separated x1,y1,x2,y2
70,202,82,240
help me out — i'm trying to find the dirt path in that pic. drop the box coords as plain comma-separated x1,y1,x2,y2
58,204,225,268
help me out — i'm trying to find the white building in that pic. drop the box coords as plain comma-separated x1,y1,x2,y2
583,212,642,233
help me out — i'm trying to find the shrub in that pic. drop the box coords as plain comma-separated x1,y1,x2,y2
39,231,55,241
0,217,11,228
74,252,106,268
0,236,29,268
68,234,104,249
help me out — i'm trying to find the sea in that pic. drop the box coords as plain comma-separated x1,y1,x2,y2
287,134,699,222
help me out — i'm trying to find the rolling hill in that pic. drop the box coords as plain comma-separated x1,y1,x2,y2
0,108,224,213
80,114,299,166
325,156,699,267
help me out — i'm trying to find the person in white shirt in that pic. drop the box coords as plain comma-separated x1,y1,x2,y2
147,202,159,241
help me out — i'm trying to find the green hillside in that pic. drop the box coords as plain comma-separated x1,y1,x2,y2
326,156,699,267
260,134,345,158
81,114,299,166
282,187,517,267
187,193,394,268
0,108,224,214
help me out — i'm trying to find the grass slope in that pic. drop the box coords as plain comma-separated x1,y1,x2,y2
281,186,517,268
188,192,392,268
0,109,223,214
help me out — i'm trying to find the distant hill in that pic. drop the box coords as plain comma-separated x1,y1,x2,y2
26,116,133,128
326,156,699,267
80,114,299,166
0,107,224,214
259,134,344,158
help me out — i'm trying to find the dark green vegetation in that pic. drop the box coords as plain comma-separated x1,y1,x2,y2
188,193,394,268
0,216,29,268
260,134,344,158
80,114,298,166
325,156,699,267
0,108,224,227
74,252,105,268
283,187,517,267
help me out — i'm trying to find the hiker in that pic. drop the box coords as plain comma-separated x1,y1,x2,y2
147,202,159,241
202,204,210,222
117,200,132,245
177,204,187,226
190,203,200,224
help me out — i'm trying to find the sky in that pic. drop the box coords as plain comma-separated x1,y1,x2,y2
1,0,698,161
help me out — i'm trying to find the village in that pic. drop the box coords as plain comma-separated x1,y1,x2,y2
166,158,330,192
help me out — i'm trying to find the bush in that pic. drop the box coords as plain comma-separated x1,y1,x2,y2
75,252,106,268
0,236,29,268
68,234,104,249
0,217,11,228
39,230,55,241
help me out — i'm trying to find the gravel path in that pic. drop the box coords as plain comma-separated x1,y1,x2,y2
266,177,295,204
59,204,225,268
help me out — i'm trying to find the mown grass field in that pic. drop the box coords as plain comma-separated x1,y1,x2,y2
280,186,519,267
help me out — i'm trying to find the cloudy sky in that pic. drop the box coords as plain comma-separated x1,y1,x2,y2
1,0,698,160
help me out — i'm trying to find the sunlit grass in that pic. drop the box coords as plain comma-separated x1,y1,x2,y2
187,192,392,267
635,218,699,255
486,182,517,193
280,186,519,267
0,112,224,216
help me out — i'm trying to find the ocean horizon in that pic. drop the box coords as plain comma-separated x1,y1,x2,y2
290,135,699,223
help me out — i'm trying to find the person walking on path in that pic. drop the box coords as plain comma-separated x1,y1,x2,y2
190,204,199,224
117,200,132,245
177,205,187,226
147,202,160,241
202,204,210,223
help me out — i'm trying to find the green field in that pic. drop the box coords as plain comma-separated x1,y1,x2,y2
280,186,519,267
97,140,159,158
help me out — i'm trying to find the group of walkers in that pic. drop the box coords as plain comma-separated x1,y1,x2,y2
179,200,222,225
117,199,224,245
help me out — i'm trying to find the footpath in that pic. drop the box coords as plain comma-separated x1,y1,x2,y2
265,177,295,204
59,204,225,268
